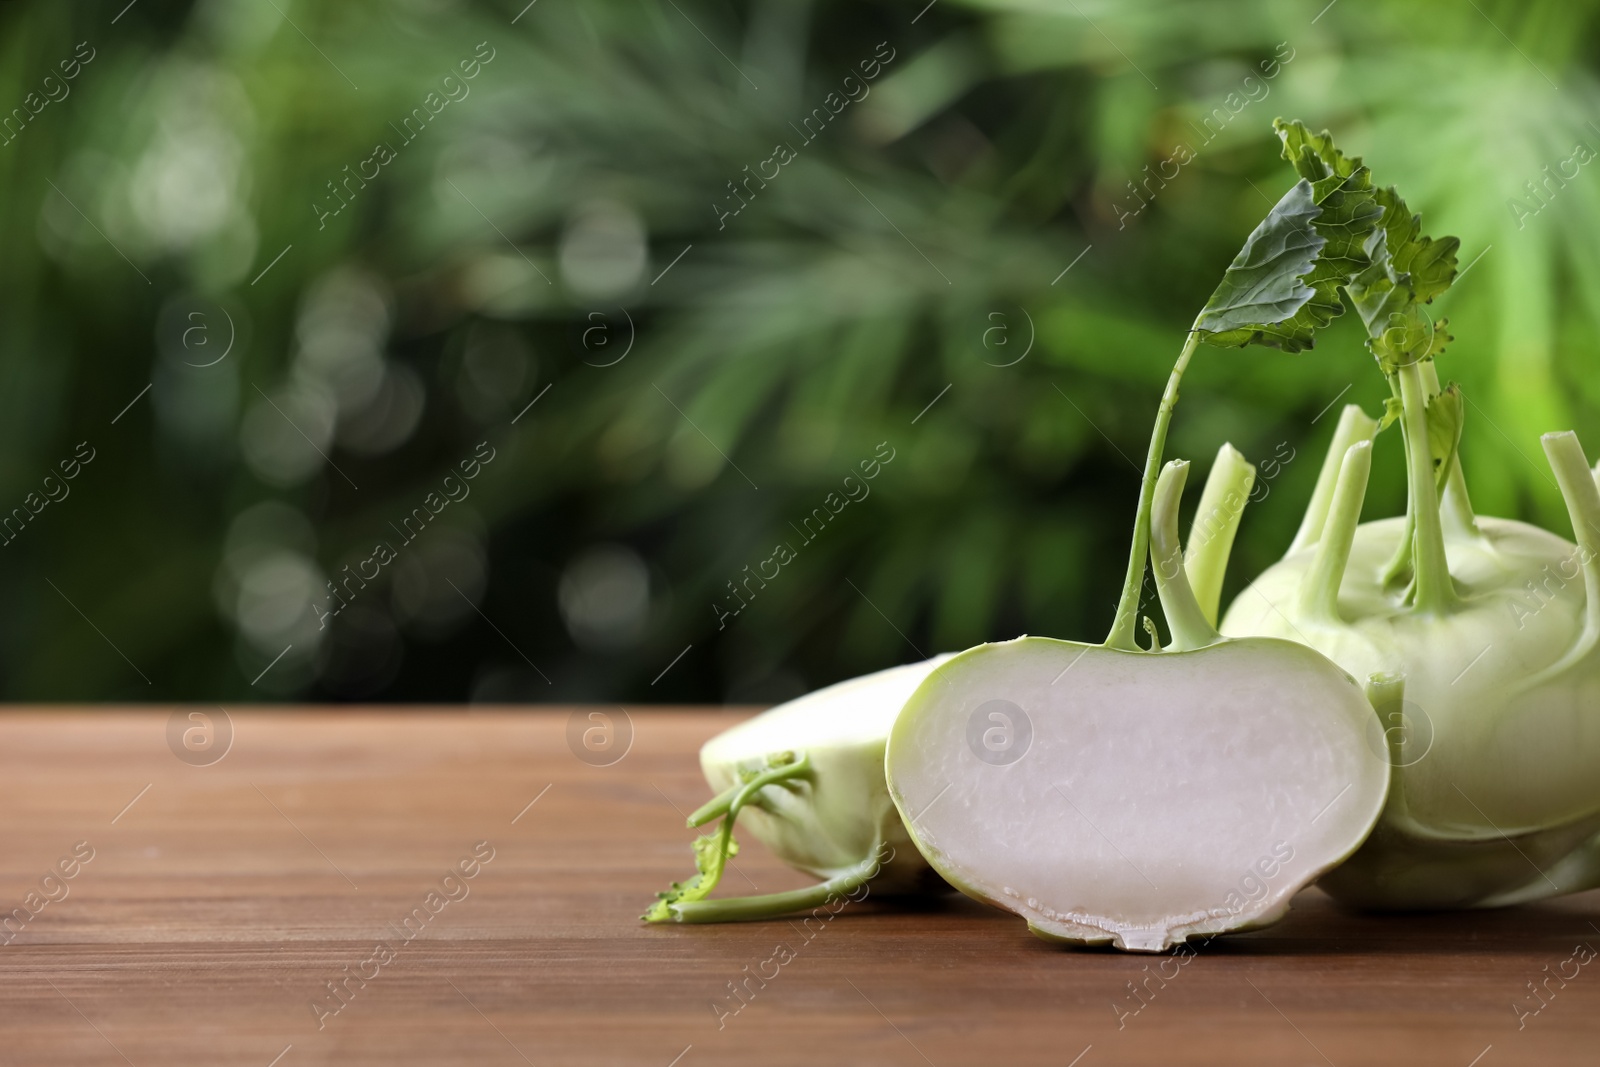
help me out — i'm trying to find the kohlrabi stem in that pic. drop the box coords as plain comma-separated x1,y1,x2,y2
1288,405,1378,557
1364,671,1409,773
1108,331,1200,651
664,848,882,923
1184,443,1256,628
687,780,743,828
1297,439,1372,623
719,753,809,826
1421,360,1481,539
1397,361,1457,614
1441,456,1481,540
1141,616,1165,651
1542,432,1600,646
1149,459,1222,651
1516,433,1600,691
1381,374,1416,589
643,753,815,923
697,756,811,895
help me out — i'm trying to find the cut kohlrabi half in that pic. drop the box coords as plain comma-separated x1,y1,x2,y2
880,120,1396,950
644,655,952,923
646,118,1392,939
886,459,1389,951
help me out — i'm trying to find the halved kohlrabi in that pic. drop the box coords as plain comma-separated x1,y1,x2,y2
646,119,1393,932
644,655,952,922
878,120,1390,951
885,459,1389,951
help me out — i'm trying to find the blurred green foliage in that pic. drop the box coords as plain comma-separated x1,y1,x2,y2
0,0,1596,703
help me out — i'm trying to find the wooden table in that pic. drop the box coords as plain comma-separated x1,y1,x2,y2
1,709,1595,1066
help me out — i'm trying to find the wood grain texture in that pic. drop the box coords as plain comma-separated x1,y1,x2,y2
0,708,1595,1066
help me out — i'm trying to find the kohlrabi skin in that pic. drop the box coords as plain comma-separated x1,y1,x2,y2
1223,407,1600,908
1218,161,1600,909
886,459,1389,952
643,655,953,923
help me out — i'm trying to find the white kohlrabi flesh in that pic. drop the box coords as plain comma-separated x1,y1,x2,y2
886,459,1389,951
1219,163,1600,909
644,655,952,922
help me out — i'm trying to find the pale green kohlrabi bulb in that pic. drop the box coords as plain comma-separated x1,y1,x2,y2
644,655,954,923
1220,377,1600,909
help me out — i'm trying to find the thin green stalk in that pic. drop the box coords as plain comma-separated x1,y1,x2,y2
688,780,743,828
1297,439,1373,623
1441,456,1480,540
1421,360,1480,539
1515,433,1600,692
700,755,810,892
664,848,883,923
1397,361,1456,613
1149,460,1221,650
1288,404,1378,557
1541,432,1600,654
1107,332,1200,651
1185,443,1256,628
1364,672,1409,776
643,753,812,922
1381,373,1416,588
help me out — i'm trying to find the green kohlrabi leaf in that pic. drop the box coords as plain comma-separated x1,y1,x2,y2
642,750,810,922
1192,180,1326,347
1379,395,1405,433
1347,184,1461,373
642,828,740,921
1426,381,1464,492
1274,119,1385,284
1193,120,1383,352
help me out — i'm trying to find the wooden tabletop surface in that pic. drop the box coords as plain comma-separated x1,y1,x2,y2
1,708,1595,1066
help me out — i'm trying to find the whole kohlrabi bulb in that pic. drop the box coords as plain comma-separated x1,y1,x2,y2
644,655,955,923
1221,393,1600,909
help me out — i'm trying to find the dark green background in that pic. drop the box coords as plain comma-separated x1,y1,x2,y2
0,0,1593,703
